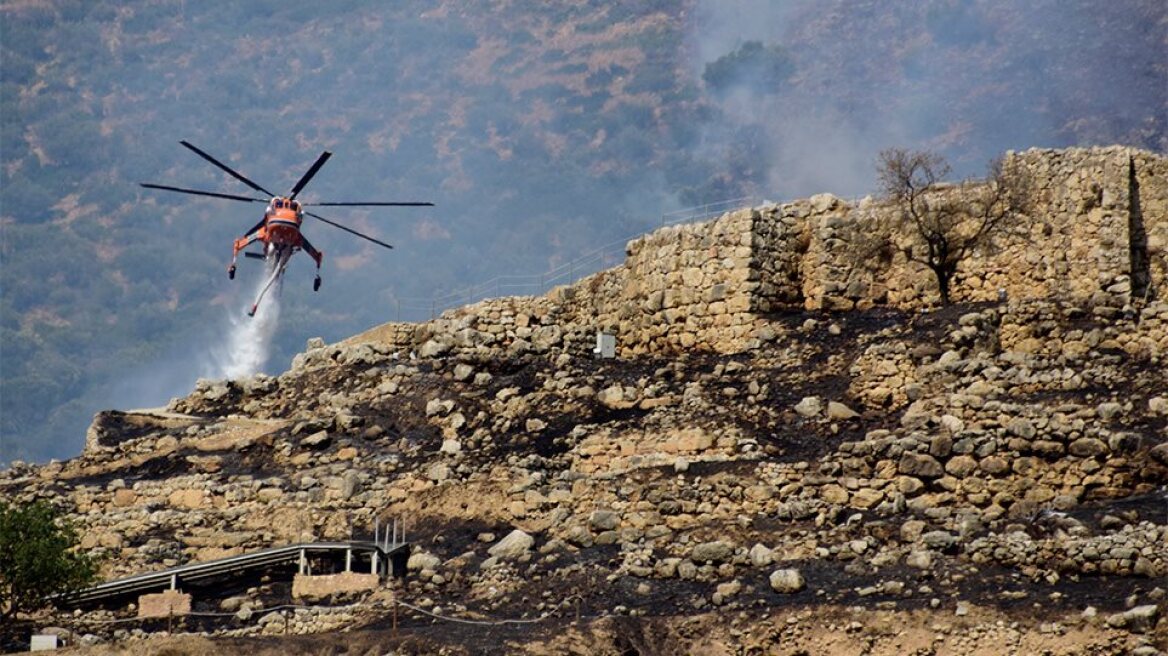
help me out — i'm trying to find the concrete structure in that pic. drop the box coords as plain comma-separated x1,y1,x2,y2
292,571,381,600
137,590,192,618
29,635,59,652
67,539,408,607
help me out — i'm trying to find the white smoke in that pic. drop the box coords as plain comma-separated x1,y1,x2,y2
203,263,282,380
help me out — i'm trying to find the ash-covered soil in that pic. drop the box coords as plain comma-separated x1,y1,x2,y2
2,299,1166,654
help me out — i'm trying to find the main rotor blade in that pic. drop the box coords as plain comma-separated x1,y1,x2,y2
180,140,276,196
306,211,394,250
140,183,266,203
288,151,332,200
305,201,435,207
242,216,267,238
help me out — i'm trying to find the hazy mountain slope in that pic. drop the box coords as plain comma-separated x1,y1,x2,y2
1,0,1164,463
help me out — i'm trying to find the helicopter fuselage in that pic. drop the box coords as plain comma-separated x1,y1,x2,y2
263,198,305,247
141,140,432,317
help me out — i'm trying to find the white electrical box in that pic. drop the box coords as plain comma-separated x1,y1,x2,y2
593,332,616,359
30,634,59,651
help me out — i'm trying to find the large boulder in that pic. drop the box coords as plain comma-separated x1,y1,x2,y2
407,552,441,572
794,396,822,418
691,540,735,563
749,543,775,567
769,568,806,594
826,401,859,420
488,529,535,560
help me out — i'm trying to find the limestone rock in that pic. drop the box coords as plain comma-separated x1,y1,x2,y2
1068,438,1108,457
899,453,944,478
749,543,775,567
1007,418,1036,439
488,529,535,559
408,552,441,571
691,540,734,563
1107,605,1159,632
1096,402,1123,421
453,363,475,382
905,549,933,569
302,431,331,449
589,510,620,532
794,396,822,418
597,386,635,409
769,568,806,594
826,401,859,420
419,340,449,358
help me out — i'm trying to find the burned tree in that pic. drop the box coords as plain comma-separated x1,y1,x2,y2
873,148,1032,305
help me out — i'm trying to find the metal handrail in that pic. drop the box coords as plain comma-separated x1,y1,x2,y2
65,539,410,605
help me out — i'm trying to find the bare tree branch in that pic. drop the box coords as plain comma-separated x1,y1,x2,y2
858,149,1032,305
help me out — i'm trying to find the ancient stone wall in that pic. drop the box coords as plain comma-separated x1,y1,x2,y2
1132,149,1168,301
564,209,761,355
343,146,1164,359
347,209,769,357
871,146,1163,308
342,296,574,357
798,195,869,311
745,203,807,312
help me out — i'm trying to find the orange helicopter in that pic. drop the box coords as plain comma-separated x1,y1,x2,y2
142,141,432,316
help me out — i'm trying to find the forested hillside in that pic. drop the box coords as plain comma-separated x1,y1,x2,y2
2,0,1164,463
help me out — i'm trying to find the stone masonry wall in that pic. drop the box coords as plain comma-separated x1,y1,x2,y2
346,209,767,357
876,146,1162,308
1133,149,1168,302
565,208,760,355
342,146,1165,359
793,146,1166,311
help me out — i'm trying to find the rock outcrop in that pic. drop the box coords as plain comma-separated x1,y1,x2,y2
2,146,1165,654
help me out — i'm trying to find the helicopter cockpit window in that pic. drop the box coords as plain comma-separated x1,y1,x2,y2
291,201,300,212
274,199,284,209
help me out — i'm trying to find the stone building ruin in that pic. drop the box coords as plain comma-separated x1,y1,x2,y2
347,146,1166,359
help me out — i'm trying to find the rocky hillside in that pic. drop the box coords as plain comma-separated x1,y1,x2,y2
3,149,1168,653
5,0,1166,466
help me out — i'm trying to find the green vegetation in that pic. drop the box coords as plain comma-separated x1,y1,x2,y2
0,500,99,620
702,41,794,95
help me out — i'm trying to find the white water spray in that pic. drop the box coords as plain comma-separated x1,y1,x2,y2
204,262,283,380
